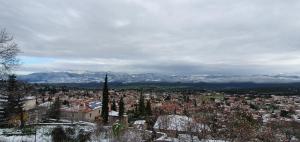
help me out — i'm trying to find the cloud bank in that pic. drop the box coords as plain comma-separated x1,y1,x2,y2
1,0,300,75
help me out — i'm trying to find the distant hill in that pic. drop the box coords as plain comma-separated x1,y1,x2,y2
17,71,300,84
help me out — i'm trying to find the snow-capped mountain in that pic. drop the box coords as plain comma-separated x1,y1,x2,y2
17,71,300,83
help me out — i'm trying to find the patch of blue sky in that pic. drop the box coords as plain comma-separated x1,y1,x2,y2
19,56,56,65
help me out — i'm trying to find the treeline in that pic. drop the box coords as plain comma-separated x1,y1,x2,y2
222,86,300,96
40,82,300,95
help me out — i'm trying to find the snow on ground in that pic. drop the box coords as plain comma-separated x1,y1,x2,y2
0,122,96,142
153,115,208,132
38,102,52,108
202,140,227,142
0,126,53,142
133,120,146,125
178,134,200,142
262,114,271,123
24,96,36,100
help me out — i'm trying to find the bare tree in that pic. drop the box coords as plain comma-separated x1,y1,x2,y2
0,29,20,78
222,109,259,142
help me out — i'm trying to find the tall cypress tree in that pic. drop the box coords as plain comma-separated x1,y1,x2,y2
134,104,139,117
138,93,145,116
145,100,152,116
101,74,109,124
118,96,124,118
7,75,18,116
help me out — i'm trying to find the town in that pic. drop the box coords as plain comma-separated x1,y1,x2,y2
0,74,299,142
1,1,300,141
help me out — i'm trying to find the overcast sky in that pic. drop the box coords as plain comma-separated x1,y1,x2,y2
1,0,300,75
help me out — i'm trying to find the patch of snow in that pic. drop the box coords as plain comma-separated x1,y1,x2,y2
24,96,36,100
153,115,208,132
38,101,52,108
178,134,200,142
109,111,119,117
134,120,146,125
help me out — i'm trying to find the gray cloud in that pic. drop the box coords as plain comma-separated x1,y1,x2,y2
1,0,300,75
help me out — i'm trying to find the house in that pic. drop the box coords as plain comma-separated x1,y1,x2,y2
153,115,208,137
60,101,102,122
23,96,36,111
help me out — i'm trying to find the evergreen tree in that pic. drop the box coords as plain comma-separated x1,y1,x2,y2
42,97,45,103
7,75,25,128
0,75,26,128
49,87,57,95
6,75,18,117
48,97,61,121
138,94,145,116
118,96,124,118
183,107,189,116
17,83,25,128
111,99,117,111
134,104,139,117
0,79,8,126
101,74,109,124
183,94,189,103
35,96,39,105
193,99,197,107
145,100,152,116
48,96,52,102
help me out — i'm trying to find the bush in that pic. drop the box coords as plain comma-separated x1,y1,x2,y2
51,126,91,142
51,126,68,142
21,126,35,135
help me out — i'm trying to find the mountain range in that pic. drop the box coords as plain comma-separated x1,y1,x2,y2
17,71,300,83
